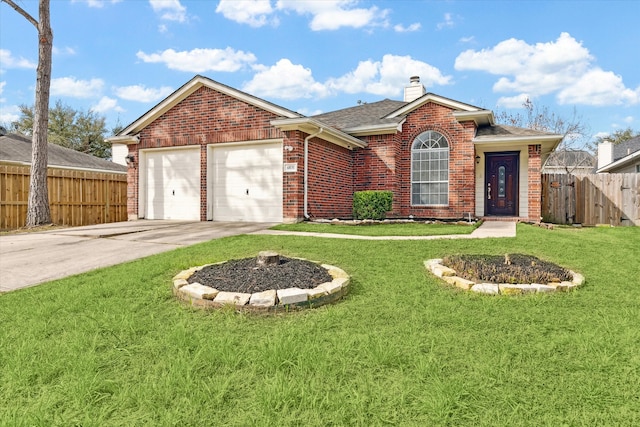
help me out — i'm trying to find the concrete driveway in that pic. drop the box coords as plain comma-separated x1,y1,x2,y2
0,220,276,292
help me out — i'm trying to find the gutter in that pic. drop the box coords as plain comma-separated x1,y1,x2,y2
304,128,323,219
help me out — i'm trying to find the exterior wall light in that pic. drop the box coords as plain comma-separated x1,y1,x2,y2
283,145,294,152
125,154,135,165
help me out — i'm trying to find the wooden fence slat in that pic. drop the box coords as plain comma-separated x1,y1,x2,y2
0,164,127,230
542,173,640,226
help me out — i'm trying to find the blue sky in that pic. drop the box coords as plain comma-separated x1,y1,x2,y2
1,0,639,144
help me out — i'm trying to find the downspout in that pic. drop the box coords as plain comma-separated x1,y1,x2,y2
304,128,323,219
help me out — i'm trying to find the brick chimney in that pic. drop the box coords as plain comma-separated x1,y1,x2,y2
404,76,426,102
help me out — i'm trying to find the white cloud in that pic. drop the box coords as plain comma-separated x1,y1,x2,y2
216,0,391,31
114,84,174,102
557,69,640,106
216,0,276,28
436,13,454,30
51,77,104,98
136,48,257,73
623,116,634,124
0,81,5,101
297,107,324,116
459,36,475,43
0,49,36,70
277,0,390,31
454,32,639,107
394,22,421,33
243,59,329,99
158,24,169,33
53,46,77,56
0,104,20,125
496,94,530,109
71,0,122,8
327,54,452,97
91,96,124,113
149,0,187,22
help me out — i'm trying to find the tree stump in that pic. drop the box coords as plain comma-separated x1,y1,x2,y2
257,251,280,266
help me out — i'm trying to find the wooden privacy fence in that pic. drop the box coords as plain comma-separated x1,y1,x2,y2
0,164,127,230
542,173,640,226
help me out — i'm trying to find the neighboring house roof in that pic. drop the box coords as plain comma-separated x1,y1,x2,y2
0,133,127,173
543,150,596,173
597,135,640,173
612,136,640,161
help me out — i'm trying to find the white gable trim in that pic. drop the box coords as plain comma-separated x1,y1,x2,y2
119,75,301,136
385,93,485,119
271,117,367,150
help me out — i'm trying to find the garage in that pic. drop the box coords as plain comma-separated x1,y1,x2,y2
209,142,283,222
143,148,201,220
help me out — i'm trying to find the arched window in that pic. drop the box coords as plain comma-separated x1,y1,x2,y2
411,131,449,205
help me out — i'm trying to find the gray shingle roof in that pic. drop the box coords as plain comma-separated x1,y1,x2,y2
612,135,640,161
0,133,127,173
311,99,407,130
475,124,559,140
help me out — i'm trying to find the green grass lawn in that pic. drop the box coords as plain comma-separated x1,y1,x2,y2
271,221,478,236
1,224,639,426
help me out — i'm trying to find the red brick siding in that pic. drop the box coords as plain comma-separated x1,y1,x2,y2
128,86,285,220
527,144,542,221
282,130,305,221
354,102,476,219
307,138,354,218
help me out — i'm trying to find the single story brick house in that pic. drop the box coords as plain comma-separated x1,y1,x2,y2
108,75,562,223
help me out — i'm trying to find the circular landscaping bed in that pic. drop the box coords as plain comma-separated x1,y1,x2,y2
172,252,351,312
425,254,584,295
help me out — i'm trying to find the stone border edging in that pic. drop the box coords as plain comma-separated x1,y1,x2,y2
424,258,585,295
172,258,350,312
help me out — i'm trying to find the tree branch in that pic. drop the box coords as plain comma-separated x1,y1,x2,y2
1,0,39,28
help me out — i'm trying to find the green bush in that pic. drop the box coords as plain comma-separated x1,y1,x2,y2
353,190,393,220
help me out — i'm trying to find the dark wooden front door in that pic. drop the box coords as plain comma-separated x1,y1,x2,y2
485,152,519,216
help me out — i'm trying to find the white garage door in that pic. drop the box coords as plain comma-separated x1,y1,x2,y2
145,148,200,220
210,143,283,222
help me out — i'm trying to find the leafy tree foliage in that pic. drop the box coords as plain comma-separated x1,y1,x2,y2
592,127,640,146
11,100,111,158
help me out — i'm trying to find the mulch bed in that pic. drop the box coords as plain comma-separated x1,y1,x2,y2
188,257,333,294
443,253,573,284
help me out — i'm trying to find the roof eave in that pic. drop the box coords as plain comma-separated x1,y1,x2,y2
271,118,367,150
453,110,495,126
105,135,140,145
474,134,563,154
343,119,405,136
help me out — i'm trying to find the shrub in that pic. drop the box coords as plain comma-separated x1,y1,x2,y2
442,253,573,284
353,190,393,220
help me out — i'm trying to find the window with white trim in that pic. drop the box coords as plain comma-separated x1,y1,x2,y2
411,131,449,205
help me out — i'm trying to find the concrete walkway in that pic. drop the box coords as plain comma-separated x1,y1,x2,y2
252,220,517,240
0,220,515,293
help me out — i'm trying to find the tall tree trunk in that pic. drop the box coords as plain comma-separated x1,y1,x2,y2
3,0,53,226
27,0,53,226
